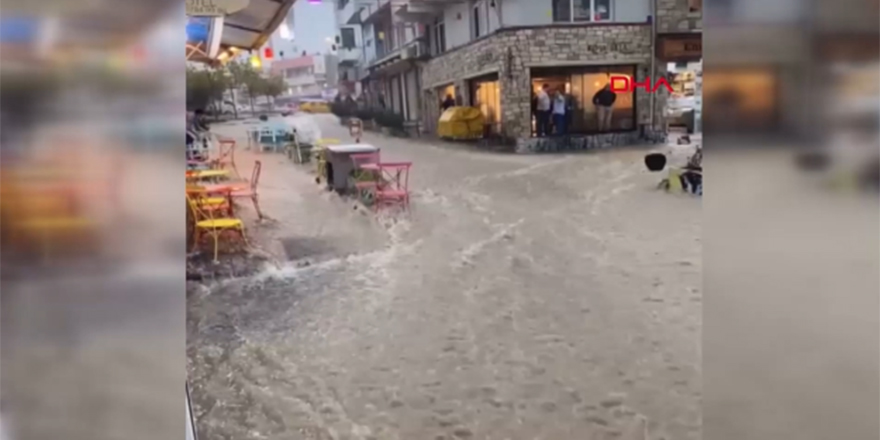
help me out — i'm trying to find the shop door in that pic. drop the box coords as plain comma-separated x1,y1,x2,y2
469,74,501,135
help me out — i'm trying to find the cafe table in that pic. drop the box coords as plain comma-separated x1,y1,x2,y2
323,144,380,193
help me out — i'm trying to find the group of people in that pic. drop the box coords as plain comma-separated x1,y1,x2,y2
532,83,618,137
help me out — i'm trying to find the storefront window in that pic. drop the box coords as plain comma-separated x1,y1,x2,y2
470,75,501,135
438,84,456,108
530,65,636,136
702,69,777,132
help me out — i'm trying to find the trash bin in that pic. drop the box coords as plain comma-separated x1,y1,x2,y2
323,144,380,193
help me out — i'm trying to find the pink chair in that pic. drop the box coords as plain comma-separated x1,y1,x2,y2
350,152,380,168
374,162,412,212
351,152,382,197
230,160,263,220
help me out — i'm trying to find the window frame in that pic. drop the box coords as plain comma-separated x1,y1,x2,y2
472,0,483,39
339,27,357,49
553,0,615,23
529,65,638,137
433,17,446,54
468,73,502,135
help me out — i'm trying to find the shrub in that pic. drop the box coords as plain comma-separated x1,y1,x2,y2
376,110,404,130
354,107,375,121
330,99,353,118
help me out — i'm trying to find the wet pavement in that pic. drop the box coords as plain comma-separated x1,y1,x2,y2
187,114,701,440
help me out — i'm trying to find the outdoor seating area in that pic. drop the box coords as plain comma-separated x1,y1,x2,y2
0,143,124,263
313,139,413,212
187,134,263,262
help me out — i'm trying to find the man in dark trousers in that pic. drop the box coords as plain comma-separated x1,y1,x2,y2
592,83,617,131
534,84,552,136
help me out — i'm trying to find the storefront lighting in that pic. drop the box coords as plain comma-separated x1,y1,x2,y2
250,53,261,68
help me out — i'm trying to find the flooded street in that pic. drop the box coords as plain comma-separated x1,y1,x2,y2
187,114,701,440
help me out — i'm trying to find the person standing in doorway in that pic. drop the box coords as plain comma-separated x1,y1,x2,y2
592,83,617,131
441,94,456,111
552,88,568,135
535,84,552,136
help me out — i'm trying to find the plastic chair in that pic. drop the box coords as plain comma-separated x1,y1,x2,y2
374,162,412,212
258,127,277,152
187,191,247,263
246,128,260,150
187,184,234,217
310,138,340,171
350,152,382,203
212,135,239,178
231,160,263,220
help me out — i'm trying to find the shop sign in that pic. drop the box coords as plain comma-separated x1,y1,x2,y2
186,0,249,16
587,42,636,55
609,75,673,93
657,34,702,60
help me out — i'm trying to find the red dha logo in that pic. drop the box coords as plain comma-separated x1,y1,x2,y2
608,75,673,93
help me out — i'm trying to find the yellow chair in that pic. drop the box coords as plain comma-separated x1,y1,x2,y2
313,138,340,184
187,192,247,263
4,183,97,260
190,169,230,180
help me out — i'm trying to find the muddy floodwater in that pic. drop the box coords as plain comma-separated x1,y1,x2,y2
187,114,702,440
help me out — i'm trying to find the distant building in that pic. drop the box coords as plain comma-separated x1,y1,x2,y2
270,54,339,97
327,0,706,150
267,0,338,62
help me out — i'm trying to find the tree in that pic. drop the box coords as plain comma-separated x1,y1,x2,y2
240,68,263,114
224,61,257,118
186,66,227,111
263,75,286,109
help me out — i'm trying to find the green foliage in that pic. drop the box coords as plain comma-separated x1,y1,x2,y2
354,107,376,121
375,110,405,130
263,74,287,100
331,96,356,118
186,66,229,111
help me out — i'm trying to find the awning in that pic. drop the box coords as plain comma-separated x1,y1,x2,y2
188,0,295,64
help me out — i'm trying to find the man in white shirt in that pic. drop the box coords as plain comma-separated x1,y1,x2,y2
551,88,568,135
534,84,551,136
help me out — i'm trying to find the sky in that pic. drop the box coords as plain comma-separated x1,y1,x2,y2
269,0,338,59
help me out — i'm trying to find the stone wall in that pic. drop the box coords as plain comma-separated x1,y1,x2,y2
656,0,702,33
421,24,668,149
516,130,668,154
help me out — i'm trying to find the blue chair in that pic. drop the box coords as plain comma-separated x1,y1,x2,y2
258,127,278,152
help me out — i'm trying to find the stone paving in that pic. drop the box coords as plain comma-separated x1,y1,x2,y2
187,114,701,440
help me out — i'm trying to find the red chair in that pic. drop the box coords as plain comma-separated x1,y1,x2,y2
374,162,412,212
213,136,239,179
231,160,263,220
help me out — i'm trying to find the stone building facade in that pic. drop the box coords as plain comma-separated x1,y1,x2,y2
420,24,668,153
656,0,702,33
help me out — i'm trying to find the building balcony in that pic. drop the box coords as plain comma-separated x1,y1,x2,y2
368,37,430,75
394,1,443,23
337,47,362,65
358,0,392,25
